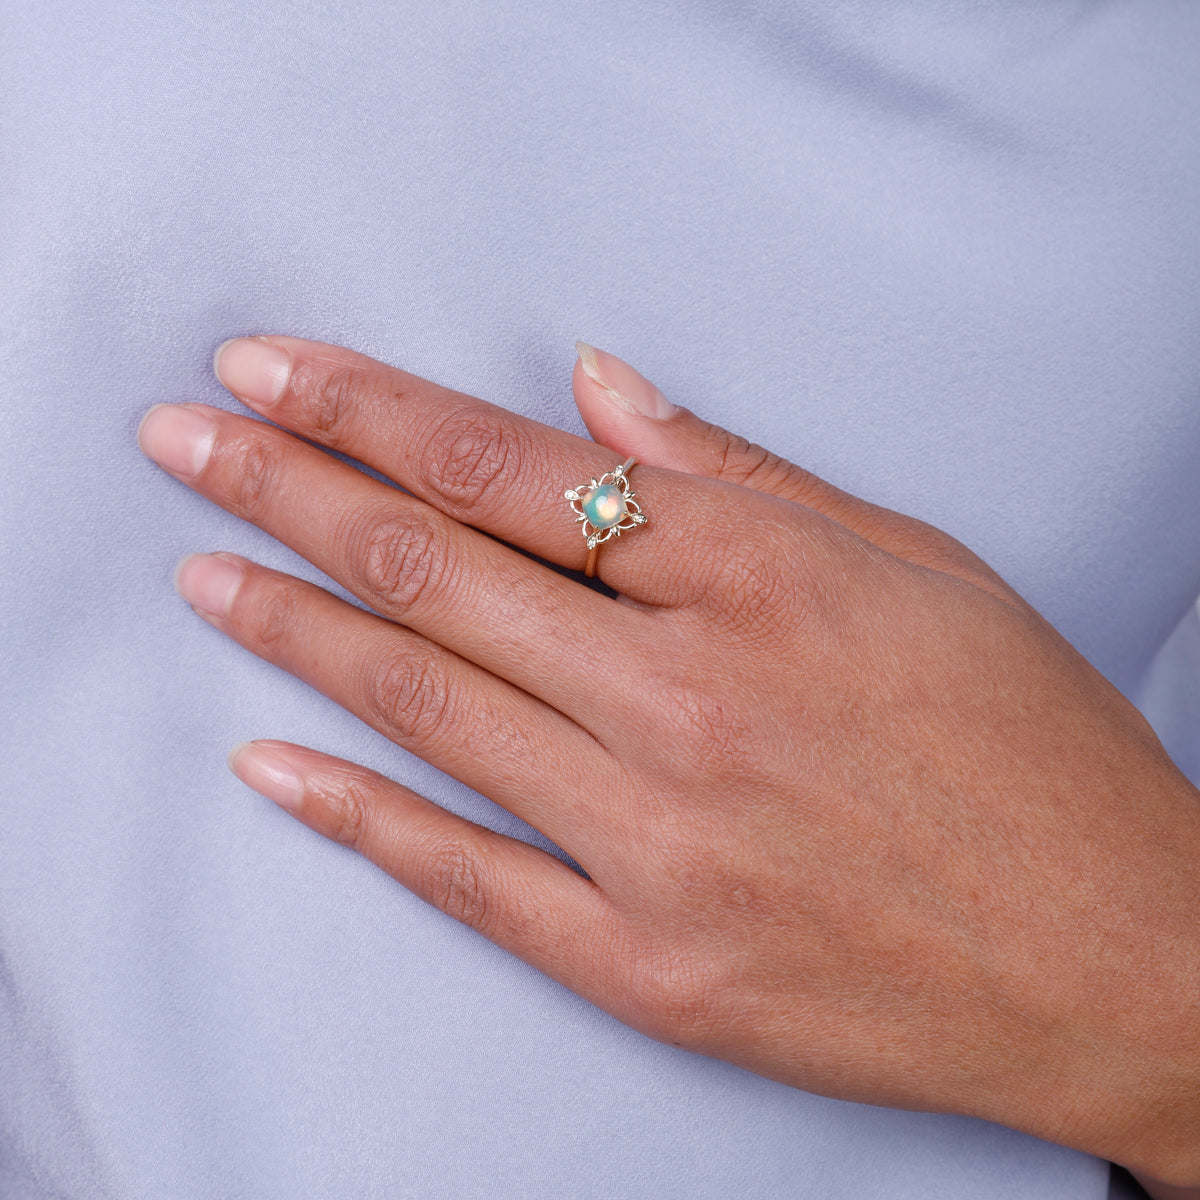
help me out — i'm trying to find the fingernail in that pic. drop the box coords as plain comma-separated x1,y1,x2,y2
137,405,216,477
174,552,244,618
228,741,304,811
214,338,291,409
575,341,675,420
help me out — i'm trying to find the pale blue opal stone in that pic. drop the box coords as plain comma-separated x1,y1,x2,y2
582,483,626,529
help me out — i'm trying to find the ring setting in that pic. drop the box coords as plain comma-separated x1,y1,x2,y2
564,456,647,577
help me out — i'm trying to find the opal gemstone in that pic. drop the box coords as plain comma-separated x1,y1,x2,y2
582,483,626,529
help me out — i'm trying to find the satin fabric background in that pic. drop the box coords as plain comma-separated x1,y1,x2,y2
2,2,1198,1196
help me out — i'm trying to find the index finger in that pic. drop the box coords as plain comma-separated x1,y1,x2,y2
212,336,770,608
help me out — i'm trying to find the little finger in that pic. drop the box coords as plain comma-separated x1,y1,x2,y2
176,552,625,863
230,739,621,1003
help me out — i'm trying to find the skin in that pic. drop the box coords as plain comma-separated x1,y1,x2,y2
138,336,1200,1192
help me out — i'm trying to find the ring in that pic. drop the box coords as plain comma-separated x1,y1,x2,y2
564,456,648,577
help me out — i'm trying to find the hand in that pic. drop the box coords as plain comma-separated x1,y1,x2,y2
138,337,1200,1186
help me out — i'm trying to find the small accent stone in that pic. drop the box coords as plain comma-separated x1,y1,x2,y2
582,483,626,529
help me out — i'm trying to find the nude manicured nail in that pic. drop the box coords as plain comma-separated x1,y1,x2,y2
228,741,304,812
214,338,291,408
137,405,216,477
576,341,675,420
174,552,244,618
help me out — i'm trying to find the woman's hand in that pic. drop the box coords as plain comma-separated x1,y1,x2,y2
138,337,1200,1186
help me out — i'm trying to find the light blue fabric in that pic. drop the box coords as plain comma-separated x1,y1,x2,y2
3,2,1198,1196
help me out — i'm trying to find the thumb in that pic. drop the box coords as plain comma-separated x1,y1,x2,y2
571,342,1017,602
572,341,801,496
572,341,866,515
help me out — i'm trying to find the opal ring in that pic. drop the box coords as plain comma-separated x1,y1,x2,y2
564,456,648,577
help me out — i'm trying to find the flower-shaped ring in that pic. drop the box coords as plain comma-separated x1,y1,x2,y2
563,456,648,577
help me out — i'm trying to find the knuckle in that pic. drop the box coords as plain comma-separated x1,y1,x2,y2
357,508,448,618
224,434,278,521
626,945,721,1048
646,677,756,778
712,430,790,491
327,776,373,851
698,529,810,642
369,652,454,748
708,426,809,499
243,579,304,658
289,360,375,440
421,407,526,514
712,428,756,480
700,427,748,477
858,510,1016,599
422,842,495,936
719,545,794,625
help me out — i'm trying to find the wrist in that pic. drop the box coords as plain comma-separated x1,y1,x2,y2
1032,769,1200,1186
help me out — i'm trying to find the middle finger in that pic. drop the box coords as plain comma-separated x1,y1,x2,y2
211,335,749,605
